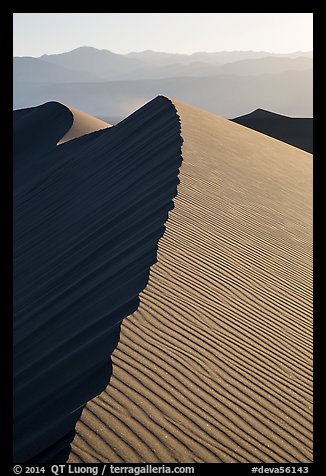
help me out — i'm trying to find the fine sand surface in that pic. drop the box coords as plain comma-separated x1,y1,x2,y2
13,97,312,463
69,100,312,463
58,106,111,144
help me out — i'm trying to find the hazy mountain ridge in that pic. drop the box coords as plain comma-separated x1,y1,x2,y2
125,48,312,65
125,56,312,80
14,46,313,81
14,69,312,119
39,47,145,80
13,57,102,83
13,46,313,118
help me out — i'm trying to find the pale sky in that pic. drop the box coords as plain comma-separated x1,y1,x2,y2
13,13,313,57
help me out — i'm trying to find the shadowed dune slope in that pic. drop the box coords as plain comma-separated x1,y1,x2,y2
13,97,183,462
13,102,73,189
232,109,313,153
13,101,73,153
13,101,111,191
70,101,312,463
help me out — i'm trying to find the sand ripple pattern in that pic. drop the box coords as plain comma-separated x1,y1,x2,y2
70,101,312,463
13,97,182,462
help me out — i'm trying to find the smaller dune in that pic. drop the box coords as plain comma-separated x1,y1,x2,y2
231,108,313,153
58,106,111,144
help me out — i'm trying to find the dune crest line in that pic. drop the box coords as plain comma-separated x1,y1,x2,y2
69,99,312,463
58,105,111,144
13,96,183,462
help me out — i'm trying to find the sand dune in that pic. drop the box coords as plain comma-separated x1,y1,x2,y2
13,102,111,196
13,97,182,462
58,105,111,144
13,97,312,463
69,101,312,463
232,108,313,153
13,102,73,192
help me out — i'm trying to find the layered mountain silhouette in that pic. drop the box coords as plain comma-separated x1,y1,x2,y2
13,57,101,83
40,47,144,80
13,47,313,118
125,49,313,65
31,47,312,80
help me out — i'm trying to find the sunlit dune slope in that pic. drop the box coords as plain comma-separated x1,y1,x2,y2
70,99,312,464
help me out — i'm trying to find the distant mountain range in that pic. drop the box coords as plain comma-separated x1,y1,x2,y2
14,46,313,82
13,46,313,118
13,56,101,83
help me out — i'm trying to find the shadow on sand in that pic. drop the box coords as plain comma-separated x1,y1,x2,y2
13,96,183,462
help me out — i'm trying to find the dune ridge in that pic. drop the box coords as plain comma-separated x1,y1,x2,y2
69,100,312,463
13,96,312,463
13,101,73,156
13,97,183,462
58,105,111,144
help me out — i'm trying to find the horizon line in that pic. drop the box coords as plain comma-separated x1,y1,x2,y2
13,45,314,58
